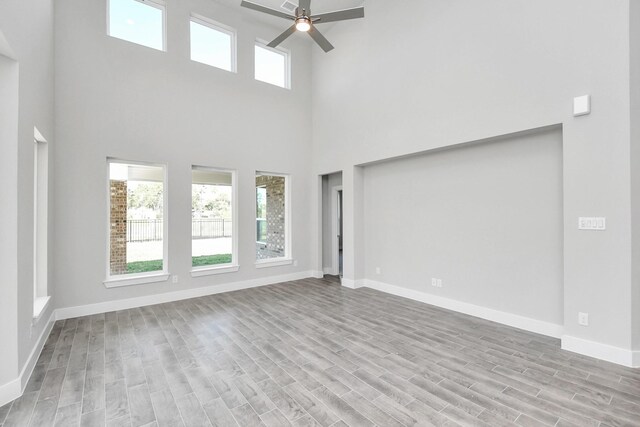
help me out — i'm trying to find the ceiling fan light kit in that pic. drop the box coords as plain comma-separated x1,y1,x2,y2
295,16,311,32
240,0,364,52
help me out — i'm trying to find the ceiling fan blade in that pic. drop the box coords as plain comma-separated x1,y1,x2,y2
308,26,334,52
268,24,297,48
313,7,364,24
240,0,294,20
299,0,311,13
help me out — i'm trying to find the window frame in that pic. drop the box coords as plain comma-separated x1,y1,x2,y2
255,185,267,245
190,14,237,73
191,165,239,277
254,171,292,268
254,40,291,90
106,0,167,52
104,158,170,288
33,128,50,321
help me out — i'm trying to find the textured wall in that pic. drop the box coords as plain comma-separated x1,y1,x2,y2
312,0,635,351
54,0,313,309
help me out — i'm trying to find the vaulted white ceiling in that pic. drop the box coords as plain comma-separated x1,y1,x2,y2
221,0,365,16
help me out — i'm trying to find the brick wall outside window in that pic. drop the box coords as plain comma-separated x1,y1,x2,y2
110,179,128,274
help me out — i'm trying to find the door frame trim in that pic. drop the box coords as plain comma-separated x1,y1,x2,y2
331,185,343,276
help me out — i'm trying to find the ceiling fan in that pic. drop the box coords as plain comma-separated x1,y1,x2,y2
240,0,364,52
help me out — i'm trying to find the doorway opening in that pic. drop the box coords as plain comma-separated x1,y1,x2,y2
321,172,343,279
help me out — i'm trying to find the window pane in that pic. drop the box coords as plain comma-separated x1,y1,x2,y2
190,20,233,71
255,45,287,88
256,187,267,243
192,168,233,267
109,0,164,51
109,162,164,276
256,174,286,260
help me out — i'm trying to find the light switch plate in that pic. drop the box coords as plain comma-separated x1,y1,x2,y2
573,95,591,116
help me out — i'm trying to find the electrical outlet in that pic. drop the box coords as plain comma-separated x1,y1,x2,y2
432,278,442,288
437,279,443,288
172,275,178,284
578,312,589,326
293,260,298,267
375,267,381,275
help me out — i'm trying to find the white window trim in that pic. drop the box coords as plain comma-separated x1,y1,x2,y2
104,272,170,288
256,185,267,244
255,259,293,269
33,296,51,323
106,0,168,52
191,265,240,277
33,129,49,318
104,158,170,288
254,171,292,268
254,40,291,90
191,166,239,276
190,14,237,73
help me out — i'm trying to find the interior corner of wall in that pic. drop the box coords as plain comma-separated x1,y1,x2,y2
0,29,16,60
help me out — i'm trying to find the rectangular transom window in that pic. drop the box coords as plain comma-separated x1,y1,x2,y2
255,172,291,263
255,43,290,89
108,0,165,51
108,160,167,280
192,167,237,271
190,16,236,72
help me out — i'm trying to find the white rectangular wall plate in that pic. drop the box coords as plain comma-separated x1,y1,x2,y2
578,217,606,230
573,95,591,116
578,312,589,326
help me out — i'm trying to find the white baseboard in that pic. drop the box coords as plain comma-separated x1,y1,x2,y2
56,271,315,320
312,270,324,279
0,309,55,407
0,378,20,410
20,310,56,390
362,279,564,339
561,335,639,368
341,278,364,289
322,267,333,275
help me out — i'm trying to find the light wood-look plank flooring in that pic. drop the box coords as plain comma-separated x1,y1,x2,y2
1,276,639,427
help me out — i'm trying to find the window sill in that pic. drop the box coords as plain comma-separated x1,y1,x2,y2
255,258,293,269
33,296,51,323
103,273,170,288
191,265,239,277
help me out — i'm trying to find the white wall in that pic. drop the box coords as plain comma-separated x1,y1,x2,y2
0,52,20,388
322,172,342,273
364,127,563,326
312,0,636,356
53,0,314,310
0,0,56,394
630,0,640,352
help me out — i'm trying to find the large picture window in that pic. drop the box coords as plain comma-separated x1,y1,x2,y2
192,167,238,275
107,160,167,285
255,172,291,265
